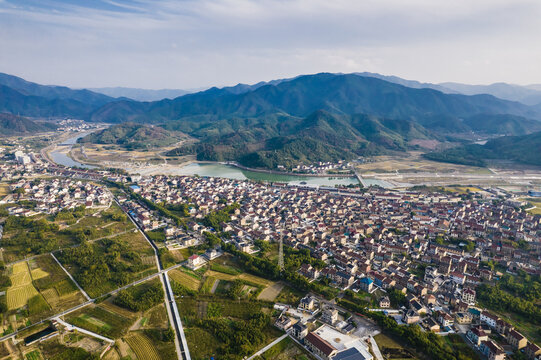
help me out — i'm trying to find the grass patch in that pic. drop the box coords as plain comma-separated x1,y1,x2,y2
210,263,242,275
25,350,42,360
200,276,216,294
169,270,201,291
66,305,135,339
28,294,50,315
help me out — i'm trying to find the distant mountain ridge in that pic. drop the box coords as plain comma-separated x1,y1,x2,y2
88,87,192,102
90,73,541,123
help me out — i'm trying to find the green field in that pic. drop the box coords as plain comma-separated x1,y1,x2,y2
125,333,161,360
169,269,201,291
66,305,135,339
25,350,42,360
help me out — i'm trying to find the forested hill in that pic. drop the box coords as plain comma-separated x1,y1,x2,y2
0,113,56,136
78,122,184,150
424,131,541,167
90,73,541,123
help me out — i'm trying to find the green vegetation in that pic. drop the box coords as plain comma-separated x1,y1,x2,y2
78,122,183,150
66,305,134,338
56,234,156,298
202,203,240,230
178,296,279,360
114,280,164,312
477,284,541,324
27,294,50,315
25,349,42,360
40,338,98,360
426,130,541,167
210,263,242,275
0,113,56,136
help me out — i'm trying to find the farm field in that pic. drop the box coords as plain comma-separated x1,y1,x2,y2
125,333,161,360
259,336,313,360
258,281,285,301
25,349,42,360
0,183,9,197
65,305,136,339
168,269,201,291
6,262,41,310
31,254,86,315
55,230,157,298
0,203,136,262
205,269,273,287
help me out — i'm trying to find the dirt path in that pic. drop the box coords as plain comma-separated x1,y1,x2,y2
210,279,220,294
257,281,285,301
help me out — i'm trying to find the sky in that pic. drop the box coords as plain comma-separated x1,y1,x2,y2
1,0,540,89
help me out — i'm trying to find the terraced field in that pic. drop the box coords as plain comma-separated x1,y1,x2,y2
125,333,161,360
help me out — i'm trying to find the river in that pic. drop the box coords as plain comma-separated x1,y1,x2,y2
50,134,360,186
48,132,97,169
173,163,360,187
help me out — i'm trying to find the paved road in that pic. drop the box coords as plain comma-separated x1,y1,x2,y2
246,333,289,360
55,317,114,344
50,252,91,301
369,335,384,360
117,194,190,360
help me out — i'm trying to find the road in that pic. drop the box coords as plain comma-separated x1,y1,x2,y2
117,194,191,360
50,252,91,301
55,317,114,344
246,333,289,360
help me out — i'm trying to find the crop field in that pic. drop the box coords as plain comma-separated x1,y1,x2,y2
125,333,161,360
169,269,201,291
205,269,273,287
25,349,42,360
31,255,85,313
258,281,285,301
6,262,42,310
28,294,50,315
66,305,135,339
30,268,49,280
200,276,216,294
0,183,9,197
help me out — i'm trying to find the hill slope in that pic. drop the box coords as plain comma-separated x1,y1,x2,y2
90,73,541,124
78,122,184,150
0,113,56,136
424,131,541,167
0,73,117,118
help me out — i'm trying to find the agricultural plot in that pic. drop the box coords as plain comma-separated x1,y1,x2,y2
168,269,201,291
125,333,161,360
6,262,42,310
258,281,285,301
55,231,157,298
25,349,42,360
31,255,86,314
200,276,217,294
66,305,136,339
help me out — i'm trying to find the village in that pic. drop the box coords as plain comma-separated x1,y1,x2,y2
0,145,540,360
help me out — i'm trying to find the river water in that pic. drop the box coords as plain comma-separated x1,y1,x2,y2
50,134,361,186
174,163,360,187
49,132,97,169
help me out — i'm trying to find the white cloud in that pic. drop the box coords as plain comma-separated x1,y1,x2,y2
0,0,540,88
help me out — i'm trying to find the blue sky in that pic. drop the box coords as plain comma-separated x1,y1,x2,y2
1,0,540,89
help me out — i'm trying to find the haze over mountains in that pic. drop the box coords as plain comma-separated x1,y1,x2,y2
2,71,541,168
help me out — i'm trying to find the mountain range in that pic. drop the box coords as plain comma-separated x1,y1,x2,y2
2,71,541,169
